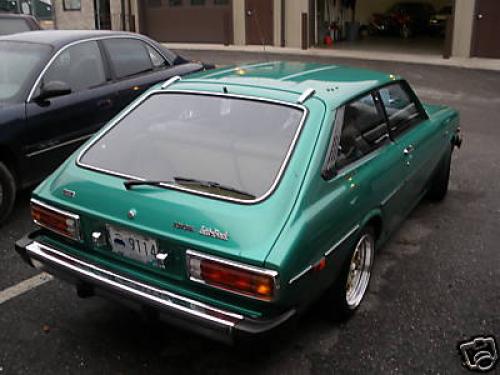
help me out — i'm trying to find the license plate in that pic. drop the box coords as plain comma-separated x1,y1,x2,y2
107,225,159,265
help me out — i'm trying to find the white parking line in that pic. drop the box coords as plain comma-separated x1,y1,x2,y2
0,273,53,305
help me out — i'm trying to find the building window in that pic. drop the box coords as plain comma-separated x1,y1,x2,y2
214,0,229,5
190,0,204,5
169,0,182,6
148,0,162,7
63,0,81,11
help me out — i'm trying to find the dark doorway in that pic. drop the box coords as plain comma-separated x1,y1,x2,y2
471,0,500,58
245,0,273,45
94,0,111,30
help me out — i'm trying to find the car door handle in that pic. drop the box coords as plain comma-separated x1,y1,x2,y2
97,98,113,109
403,145,415,155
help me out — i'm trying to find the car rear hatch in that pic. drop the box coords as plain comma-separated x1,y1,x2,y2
33,87,325,293
37,166,299,285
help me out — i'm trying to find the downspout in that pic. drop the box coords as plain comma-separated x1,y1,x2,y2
120,0,126,30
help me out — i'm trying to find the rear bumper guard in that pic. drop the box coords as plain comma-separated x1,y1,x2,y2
15,235,295,344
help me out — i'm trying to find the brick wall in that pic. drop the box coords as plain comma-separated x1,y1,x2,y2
54,0,95,30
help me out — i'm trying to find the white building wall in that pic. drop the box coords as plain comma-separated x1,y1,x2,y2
285,0,308,48
233,0,246,45
452,0,475,57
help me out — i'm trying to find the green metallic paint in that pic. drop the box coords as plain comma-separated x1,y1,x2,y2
28,62,459,321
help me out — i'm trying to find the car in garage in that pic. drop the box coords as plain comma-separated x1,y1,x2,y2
15,62,461,343
429,5,453,36
0,30,211,224
0,13,41,35
370,2,436,38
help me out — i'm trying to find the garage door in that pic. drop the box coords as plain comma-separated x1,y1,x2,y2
141,0,233,44
471,0,500,58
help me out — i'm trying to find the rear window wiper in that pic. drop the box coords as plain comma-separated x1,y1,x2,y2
173,177,256,199
124,177,256,200
124,179,176,190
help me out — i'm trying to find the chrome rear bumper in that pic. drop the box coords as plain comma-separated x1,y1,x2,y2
15,235,295,344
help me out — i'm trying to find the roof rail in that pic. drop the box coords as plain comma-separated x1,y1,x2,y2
297,88,315,104
161,75,181,89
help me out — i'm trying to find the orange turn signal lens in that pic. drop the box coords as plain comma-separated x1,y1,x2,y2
31,199,81,240
187,250,277,301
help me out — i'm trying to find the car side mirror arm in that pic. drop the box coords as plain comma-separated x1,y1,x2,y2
35,81,72,102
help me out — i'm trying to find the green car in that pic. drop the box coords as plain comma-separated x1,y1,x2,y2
15,62,461,343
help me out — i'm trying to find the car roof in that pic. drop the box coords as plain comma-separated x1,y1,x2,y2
0,30,145,48
179,61,396,107
0,13,35,19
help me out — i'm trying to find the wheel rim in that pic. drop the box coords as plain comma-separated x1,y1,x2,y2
345,234,374,309
402,25,410,38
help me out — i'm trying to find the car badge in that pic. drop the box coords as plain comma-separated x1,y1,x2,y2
63,189,76,198
173,222,229,241
128,209,137,219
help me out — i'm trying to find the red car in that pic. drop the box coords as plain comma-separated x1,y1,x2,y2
369,2,435,38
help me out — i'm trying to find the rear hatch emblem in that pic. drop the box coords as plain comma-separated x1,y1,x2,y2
174,222,229,241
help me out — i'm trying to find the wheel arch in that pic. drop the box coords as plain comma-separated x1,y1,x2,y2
0,145,19,187
360,210,384,243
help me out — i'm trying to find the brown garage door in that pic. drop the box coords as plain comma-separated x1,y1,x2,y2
471,0,500,58
141,0,233,44
245,0,273,45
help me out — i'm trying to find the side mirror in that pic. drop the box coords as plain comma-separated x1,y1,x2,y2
35,81,72,101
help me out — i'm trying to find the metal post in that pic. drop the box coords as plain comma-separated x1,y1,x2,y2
121,0,126,30
95,0,101,29
301,12,308,50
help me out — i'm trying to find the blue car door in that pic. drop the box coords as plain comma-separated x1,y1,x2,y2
24,40,116,182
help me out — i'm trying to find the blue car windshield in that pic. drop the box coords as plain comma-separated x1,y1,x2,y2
79,93,305,200
0,41,50,103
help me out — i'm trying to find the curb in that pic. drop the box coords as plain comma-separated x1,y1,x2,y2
164,43,500,72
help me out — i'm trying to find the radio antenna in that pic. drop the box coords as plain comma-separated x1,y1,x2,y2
250,8,269,62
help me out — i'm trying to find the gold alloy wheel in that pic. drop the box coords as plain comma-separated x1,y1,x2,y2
345,233,374,309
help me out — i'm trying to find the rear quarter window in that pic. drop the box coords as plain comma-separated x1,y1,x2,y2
336,93,389,169
103,38,154,79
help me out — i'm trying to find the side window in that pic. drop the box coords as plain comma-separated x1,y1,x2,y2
379,83,425,137
102,39,154,79
145,44,167,68
336,93,389,169
43,41,106,93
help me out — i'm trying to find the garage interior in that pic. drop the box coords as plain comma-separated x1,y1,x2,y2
313,0,455,56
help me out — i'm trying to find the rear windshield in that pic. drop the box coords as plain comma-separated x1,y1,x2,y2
0,18,31,36
79,93,304,201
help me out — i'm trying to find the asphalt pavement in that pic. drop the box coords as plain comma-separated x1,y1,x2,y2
0,51,499,374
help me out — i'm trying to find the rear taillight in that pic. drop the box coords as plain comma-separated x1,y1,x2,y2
31,199,81,241
186,250,278,301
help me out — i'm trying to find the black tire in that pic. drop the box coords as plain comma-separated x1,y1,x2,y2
323,227,375,322
0,162,16,226
427,147,452,201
